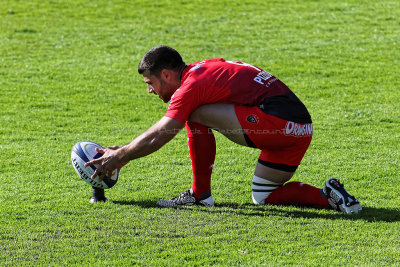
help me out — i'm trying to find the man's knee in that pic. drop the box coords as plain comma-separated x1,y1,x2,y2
252,176,282,205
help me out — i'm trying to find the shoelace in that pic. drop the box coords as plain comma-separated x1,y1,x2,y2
172,191,192,203
333,179,358,204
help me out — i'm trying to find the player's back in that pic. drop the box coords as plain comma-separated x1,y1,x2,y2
185,58,292,107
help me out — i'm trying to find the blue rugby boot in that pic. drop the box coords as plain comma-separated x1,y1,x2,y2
322,178,362,214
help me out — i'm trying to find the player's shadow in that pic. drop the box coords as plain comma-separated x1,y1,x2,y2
112,200,158,208
113,199,400,222
212,203,400,223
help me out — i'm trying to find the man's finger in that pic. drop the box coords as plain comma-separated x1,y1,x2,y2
106,146,120,150
98,170,106,182
119,161,128,169
85,158,101,167
95,147,106,154
91,167,102,180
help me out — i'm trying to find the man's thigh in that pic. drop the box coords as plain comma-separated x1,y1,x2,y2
189,103,312,181
188,104,247,146
235,105,312,167
189,103,312,166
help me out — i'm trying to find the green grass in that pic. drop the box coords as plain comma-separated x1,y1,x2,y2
1,0,400,265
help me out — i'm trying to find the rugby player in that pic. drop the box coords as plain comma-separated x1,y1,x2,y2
86,45,362,214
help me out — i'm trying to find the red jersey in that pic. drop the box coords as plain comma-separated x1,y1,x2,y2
165,58,311,124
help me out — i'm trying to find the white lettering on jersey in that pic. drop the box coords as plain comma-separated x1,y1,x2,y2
190,64,202,71
226,60,277,87
254,70,273,85
285,122,313,137
225,60,261,71
253,70,278,87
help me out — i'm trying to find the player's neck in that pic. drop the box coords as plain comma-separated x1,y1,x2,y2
179,64,187,80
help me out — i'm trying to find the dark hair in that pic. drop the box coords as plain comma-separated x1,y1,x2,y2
138,45,185,76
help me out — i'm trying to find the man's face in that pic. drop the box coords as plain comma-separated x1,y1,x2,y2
142,70,180,103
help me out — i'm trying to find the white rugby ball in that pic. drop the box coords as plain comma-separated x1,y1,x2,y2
71,141,119,189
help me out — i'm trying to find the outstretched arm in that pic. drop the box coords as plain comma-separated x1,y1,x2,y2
85,116,184,181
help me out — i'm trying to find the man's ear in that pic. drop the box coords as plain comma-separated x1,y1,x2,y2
160,69,170,80
161,69,178,82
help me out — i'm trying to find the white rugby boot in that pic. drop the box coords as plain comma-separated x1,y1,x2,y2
157,189,214,207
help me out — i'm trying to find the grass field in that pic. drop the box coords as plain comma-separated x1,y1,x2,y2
1,0,400,265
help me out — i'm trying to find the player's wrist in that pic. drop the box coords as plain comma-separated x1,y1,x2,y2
118,145,134,163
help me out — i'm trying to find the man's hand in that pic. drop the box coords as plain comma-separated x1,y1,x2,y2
84,146,126,182
84,116,184,182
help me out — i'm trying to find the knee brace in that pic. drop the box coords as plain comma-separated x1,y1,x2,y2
252,175,282,205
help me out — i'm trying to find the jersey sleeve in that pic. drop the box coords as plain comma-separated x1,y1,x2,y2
164,78,202,124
